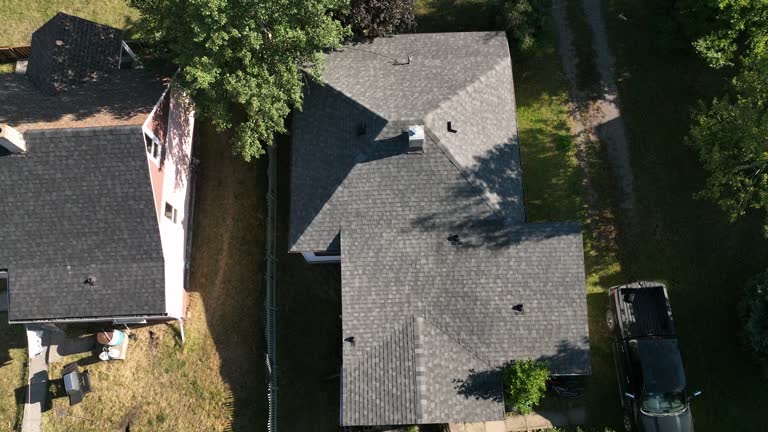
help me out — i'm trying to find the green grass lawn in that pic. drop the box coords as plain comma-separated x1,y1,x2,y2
0,310,26,431
0,0,138,46
601,0,768,430
514,16,622,429
42,124,268,432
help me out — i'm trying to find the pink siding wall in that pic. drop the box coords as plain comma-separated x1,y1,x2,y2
144,87,195,320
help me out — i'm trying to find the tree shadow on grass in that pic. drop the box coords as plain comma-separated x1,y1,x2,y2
187,123,268,431
274,129,343,432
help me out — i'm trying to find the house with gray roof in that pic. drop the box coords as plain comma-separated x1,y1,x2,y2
0,13,196,326
288,32,591,427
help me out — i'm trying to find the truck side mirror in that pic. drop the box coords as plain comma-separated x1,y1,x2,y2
624,392,636,400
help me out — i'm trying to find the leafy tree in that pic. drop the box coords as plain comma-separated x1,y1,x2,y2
689,56,768,233
131,0,349,161
691,0,768,68
495,0,547,53
739,268,768,356
342,0,414,38
502,359,549,415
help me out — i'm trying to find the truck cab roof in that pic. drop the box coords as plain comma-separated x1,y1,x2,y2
633,338,686,393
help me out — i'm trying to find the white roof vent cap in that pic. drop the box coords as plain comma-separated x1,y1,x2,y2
407,124,424,152
0,124,26,154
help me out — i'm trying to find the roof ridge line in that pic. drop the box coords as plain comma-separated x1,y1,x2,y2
22,124,142,137
424,57,510,124
419,314,494,369
424,126,499,219
414,316,426,423
421,57,514,222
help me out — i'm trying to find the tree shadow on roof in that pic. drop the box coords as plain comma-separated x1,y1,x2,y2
0,71,168,130
454,339,591,404
288,81,396,251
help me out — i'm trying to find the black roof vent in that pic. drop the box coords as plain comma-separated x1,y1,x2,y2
84,276,96,286
447,234,461,246
344,336,355,345
357,122,367,136
512,303,524,313
447,121,458,133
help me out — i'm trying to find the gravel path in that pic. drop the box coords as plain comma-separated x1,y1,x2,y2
552,0,637,224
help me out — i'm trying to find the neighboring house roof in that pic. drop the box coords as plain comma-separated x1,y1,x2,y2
0,127,165,322
0,71,166,132
290,32,524,252
27,12,124,94
341,222,589,425
289,32,591,426
0,13,172,322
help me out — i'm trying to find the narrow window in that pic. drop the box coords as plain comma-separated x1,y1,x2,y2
144,133,162,162
164,202,178,223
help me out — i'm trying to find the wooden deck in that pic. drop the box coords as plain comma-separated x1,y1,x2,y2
0,46,31,63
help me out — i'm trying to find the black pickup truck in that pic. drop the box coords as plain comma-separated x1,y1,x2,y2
605,282,701,432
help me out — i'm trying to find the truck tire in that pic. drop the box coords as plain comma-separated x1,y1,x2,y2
606,309,616,331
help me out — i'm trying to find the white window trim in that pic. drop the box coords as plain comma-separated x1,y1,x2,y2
302,252,341,264
144,130,163,164
164,202,179,224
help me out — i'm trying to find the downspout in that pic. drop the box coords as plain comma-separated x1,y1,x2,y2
178,317,185,345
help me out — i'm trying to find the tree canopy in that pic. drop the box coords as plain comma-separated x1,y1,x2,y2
131,0,349,160
690,56,768,233
341,0,414,38
691,0,768,69
495,0,546,53
739,268,768,357
687,1,768,232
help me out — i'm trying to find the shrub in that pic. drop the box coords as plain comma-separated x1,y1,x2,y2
342,0,415,39
494,0,548,53
502,359,550,414
739,268,768,356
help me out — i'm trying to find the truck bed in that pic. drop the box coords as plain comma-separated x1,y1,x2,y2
615,283,675,338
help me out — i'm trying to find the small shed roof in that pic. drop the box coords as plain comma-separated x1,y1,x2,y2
27,12,124,94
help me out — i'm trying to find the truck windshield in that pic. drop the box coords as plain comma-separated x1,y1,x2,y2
641,391,686,414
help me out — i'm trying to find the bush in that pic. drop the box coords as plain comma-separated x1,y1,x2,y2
494,0,548,53
342,0,415,39
502,359,550,414
739,269,768,356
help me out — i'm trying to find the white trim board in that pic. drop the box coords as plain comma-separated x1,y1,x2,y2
302,252,341,264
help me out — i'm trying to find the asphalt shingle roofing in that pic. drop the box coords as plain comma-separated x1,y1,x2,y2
289,32,590,426
27,12,124,95
0,127,165,322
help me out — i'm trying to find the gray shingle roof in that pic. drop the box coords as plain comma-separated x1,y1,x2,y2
27,12,123,95
0,127,165,321
340,222,590,425
0,71,166,132
289,32,590,426
289,32,524,252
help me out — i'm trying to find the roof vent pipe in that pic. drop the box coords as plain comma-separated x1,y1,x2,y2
407,125,424,153
0,124,26,154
